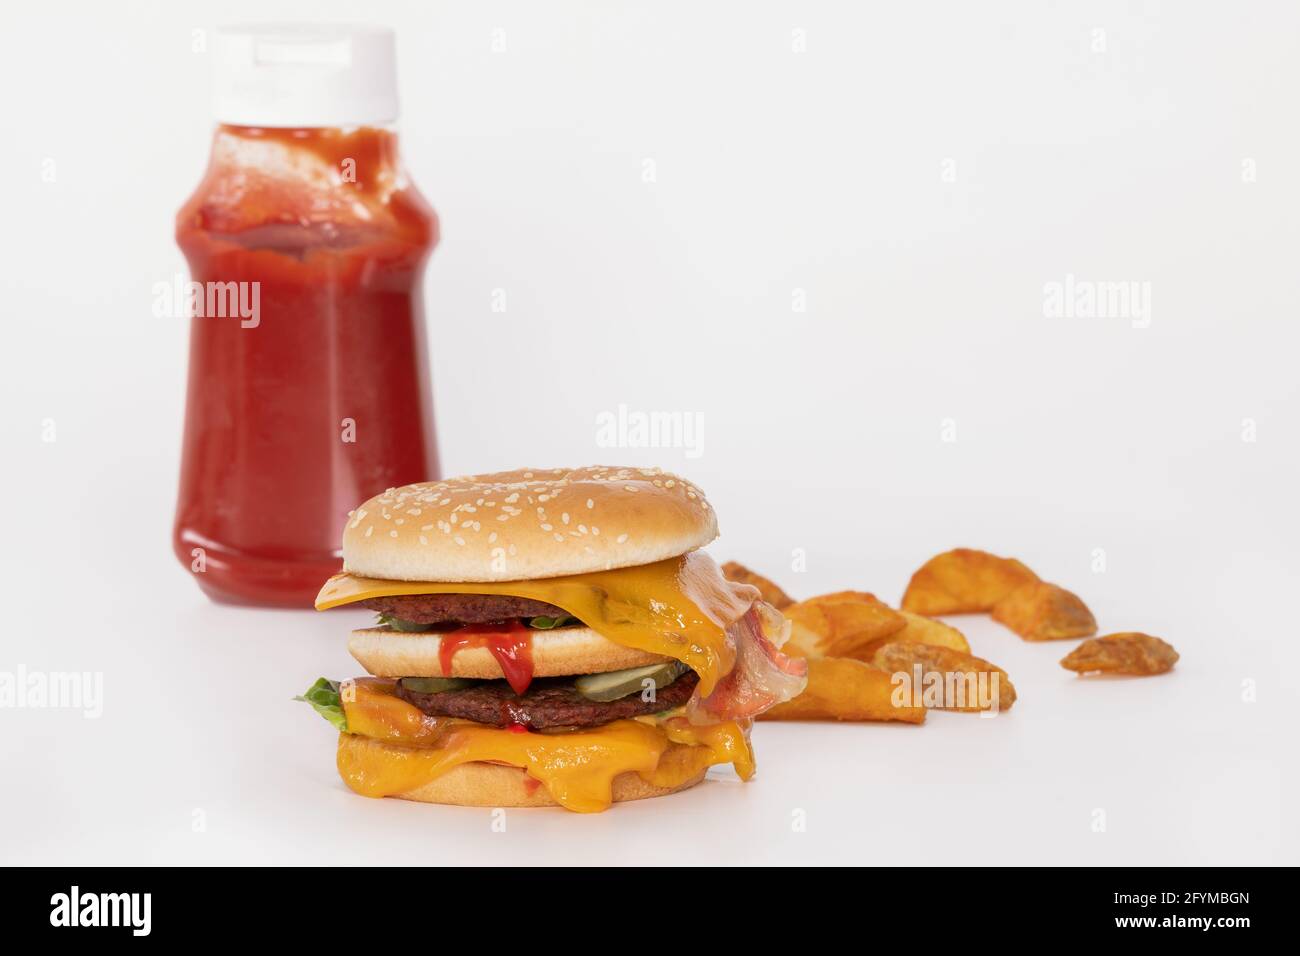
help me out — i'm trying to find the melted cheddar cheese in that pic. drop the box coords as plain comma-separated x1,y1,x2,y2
337,679,753,813
317,552,758,698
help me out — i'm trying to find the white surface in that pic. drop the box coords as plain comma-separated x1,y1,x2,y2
1,0,1297,865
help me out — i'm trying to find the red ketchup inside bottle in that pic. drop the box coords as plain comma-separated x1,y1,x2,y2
173,122,439,607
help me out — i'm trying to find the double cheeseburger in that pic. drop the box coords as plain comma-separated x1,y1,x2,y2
298,465,808,813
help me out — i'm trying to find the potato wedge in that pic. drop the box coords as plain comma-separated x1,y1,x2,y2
1061,632,1178,675
847,609,971,662
783,617,832,660
991,580,1097,641
900,548,1039,615
759,657,926,723
782,591,907,659
721,561,795,609
871,641,1016,712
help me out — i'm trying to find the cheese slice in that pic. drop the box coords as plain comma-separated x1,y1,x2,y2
317,552,758,698
337,678,753,813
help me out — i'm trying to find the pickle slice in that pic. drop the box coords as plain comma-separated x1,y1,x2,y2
573,661,689,702
398,676,476,694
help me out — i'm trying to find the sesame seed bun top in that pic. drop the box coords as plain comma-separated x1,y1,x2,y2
342,466,719,582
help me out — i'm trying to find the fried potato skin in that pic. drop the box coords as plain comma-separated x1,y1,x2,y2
991,580,1097,641
1061,632,1178,675
721,561,796,610
900,548,1039,615
871,640,1016,712
758,657,926,723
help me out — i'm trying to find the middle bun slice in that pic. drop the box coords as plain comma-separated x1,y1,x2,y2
349,625,671,679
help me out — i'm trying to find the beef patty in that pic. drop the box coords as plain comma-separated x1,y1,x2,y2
360,592,569,626
395,671,699,729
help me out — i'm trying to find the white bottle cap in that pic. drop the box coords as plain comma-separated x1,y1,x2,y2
212,24,398,127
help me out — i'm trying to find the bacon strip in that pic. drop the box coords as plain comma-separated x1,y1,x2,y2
688,600,808,724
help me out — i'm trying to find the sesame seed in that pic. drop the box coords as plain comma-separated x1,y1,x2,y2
365,526,374,538
617,533,628,543
561,513,570,524
389,530,398,538
586,499,594,509
454,536,465,546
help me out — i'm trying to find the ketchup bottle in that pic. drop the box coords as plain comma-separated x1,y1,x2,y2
174,26,439,607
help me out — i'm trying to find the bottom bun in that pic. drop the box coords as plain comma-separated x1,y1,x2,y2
338,735,706,809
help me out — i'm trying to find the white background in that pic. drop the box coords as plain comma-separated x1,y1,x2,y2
2,1,1297,865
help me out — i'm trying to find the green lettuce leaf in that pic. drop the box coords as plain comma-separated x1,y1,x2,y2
295,678,347,732
376,612,433,632
528,615,578,629
377,612,580,631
